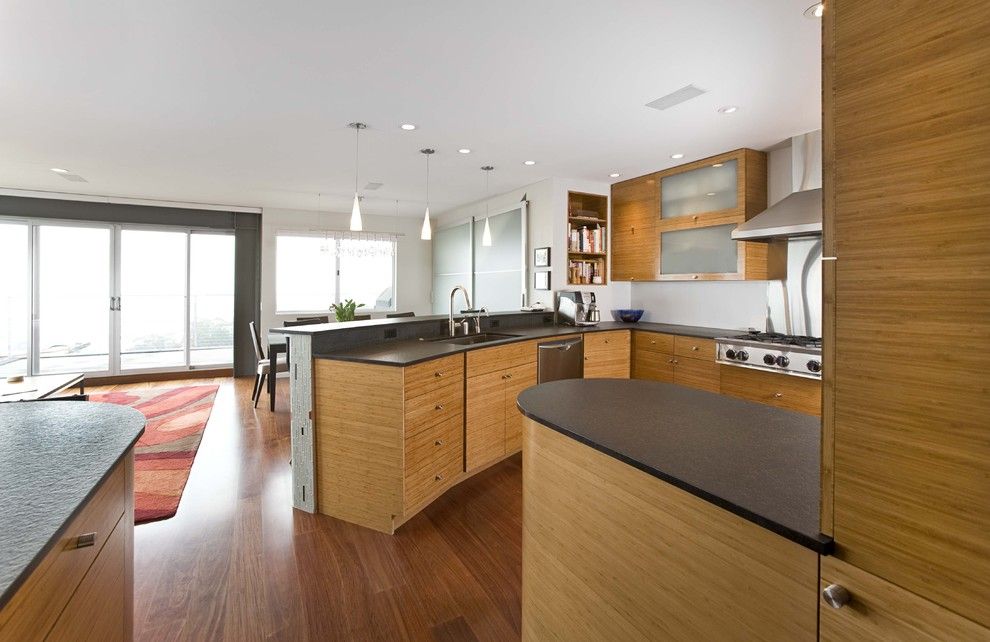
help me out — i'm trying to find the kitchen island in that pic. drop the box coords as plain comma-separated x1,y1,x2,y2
0,401,145,641
517,378,830,641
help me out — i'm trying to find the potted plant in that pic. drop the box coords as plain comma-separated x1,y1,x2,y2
331,299,365,322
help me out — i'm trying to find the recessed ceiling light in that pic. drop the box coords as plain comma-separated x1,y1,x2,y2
706,192,716,197
803,2,824,18
670,153,684,160
400,123,417,131
50,167,69,174
717,105,738,114
712,163,724,168
458,148,471,154
523,160,536,166
609,173,621,178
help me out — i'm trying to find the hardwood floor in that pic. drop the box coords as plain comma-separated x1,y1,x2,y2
88,376,523,642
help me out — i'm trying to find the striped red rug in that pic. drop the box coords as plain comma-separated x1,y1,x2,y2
90,385,219,524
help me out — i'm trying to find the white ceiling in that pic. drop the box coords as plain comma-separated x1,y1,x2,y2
0,0,821,217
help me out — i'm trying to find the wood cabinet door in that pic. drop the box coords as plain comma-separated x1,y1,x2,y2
672,357,720,393
584,331,630,379
465,370,506,471
826,0,990,627
720,366,821,416
503,361,537,455
610,175,658,281
631,348,675,382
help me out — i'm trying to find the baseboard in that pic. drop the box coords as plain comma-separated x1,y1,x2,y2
85,368,233,386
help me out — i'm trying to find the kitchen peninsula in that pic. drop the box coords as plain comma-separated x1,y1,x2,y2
273,311,821,530
517,379,830,640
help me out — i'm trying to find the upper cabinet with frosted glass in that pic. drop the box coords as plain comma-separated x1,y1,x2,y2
611,148,784,281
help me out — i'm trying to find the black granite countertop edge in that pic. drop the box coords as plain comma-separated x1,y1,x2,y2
0,405,146,609
314,322,740,366
518,404,834,555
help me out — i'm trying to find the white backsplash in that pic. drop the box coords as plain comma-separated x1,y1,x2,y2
629,280,769,330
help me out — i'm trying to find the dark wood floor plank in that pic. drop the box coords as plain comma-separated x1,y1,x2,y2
83,376,523,641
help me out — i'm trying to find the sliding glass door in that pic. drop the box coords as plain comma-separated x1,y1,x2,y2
37,224,113,374
0,218,233,376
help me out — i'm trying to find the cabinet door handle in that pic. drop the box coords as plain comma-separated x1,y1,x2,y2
774,392,783,398
435,403,444,410
691,275,699,280
435,473,445,482
691,346,699,351
74,532,97,549
505,373,512,379
434,439,444,446
650,340,656,345
822,584,851,609
434,371,444,378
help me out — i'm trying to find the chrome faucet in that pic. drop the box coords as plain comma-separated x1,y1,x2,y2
449,286,472,336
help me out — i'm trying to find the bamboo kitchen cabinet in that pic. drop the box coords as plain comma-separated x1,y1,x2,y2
821,0,990,636
582,330,630,378
465,340,538,472
566,191,609,285
610,149,783,281
631,331,720,393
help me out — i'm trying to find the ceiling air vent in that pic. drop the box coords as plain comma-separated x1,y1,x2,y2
646,84,707,111
364,182,383,191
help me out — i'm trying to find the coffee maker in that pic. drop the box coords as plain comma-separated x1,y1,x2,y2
555,291,600,326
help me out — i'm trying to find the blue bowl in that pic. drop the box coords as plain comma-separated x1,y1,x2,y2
612,309,644,323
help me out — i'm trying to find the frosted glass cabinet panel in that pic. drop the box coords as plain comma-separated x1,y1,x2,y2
660,224,739,275
473,207,525,310
660,160,737,219
432,222,473,314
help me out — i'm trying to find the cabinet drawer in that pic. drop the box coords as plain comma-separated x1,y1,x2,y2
672,357,720,393
404,444,462,510
673,335,716,361
0,457,129,641
584,330,630,354
632,349,675,383
404,354,464,400
467,340,537,376
720,366,821,416
405,415,463,476
46,514,127,642
404,380,464,437
820,557,988,641
632,330,674,354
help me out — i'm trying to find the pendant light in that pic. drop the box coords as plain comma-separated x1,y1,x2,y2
420,148,435,240
481,165,494,246
348,122,367,232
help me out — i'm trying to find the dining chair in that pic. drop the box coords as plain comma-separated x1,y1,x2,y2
352,314,372,321
386,311,415,318
283,316,329,327
250,321,288,408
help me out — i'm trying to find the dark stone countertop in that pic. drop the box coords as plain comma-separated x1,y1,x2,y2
315,321,737,366
517,379,832,553
0,402,146,608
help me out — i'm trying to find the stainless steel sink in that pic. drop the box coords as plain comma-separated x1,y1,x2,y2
430,332,520,346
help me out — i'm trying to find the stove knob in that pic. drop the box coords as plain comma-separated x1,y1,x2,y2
725,349,736,360
736,350,749,362
807,360,822,373
763,354,776,366
776,355,790,368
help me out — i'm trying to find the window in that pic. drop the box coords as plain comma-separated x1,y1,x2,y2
0,223,29,376
276,232,396,313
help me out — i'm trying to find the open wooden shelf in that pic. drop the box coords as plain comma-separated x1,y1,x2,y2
567,191,609,286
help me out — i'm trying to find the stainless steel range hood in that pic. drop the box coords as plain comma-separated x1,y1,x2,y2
732,188,822,241
733,130,823,242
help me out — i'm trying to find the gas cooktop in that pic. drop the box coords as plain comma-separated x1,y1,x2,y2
715,331,823,379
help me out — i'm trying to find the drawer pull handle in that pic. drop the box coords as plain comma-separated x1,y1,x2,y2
822,584,851,609
435,403,444,410
691,346,699,351
692,275,699,280
774,392,783,398
434,371,443,378
74,532,97,549
650,340,656,345
505,373,512,379
434,439,444,446
435,473,445,481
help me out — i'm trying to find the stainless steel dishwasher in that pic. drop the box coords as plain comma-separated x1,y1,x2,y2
537,336,584,383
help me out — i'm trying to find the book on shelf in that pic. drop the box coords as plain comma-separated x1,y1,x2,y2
568,258,604,285
568,222,606,254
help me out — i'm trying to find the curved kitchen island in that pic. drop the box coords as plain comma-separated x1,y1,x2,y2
0,402,145,642
517,379,831,641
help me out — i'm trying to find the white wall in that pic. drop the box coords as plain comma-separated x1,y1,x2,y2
435,176,631,314
260,207,432,335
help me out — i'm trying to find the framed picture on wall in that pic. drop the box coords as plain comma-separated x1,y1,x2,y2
534,247,550,268
534,271,551,290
